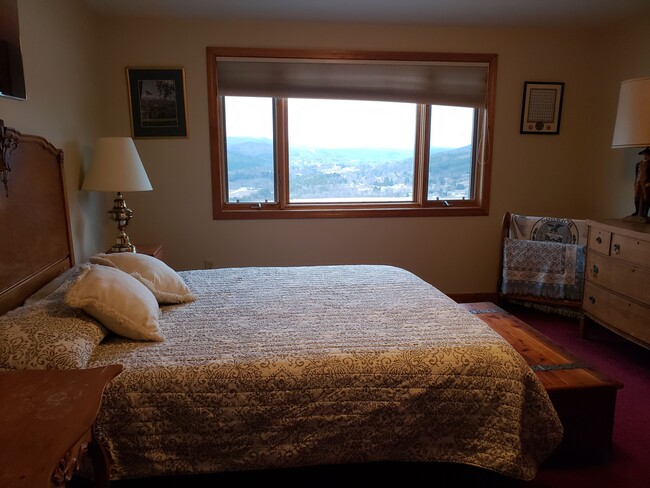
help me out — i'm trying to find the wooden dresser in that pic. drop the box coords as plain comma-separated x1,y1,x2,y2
582,219,650,349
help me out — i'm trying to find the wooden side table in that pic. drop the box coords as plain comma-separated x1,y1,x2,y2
106,244,163,261
134,243,163,260
104,244,164,261
0,365,123,487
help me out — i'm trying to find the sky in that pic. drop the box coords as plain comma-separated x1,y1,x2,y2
224,96,474,149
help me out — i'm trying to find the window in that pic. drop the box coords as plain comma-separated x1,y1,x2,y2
207,48,497,219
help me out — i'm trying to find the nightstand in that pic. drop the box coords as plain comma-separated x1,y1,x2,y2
0,365,123,487
134,243,164,260
105,244,163,261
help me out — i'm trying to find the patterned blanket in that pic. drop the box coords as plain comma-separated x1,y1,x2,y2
85,265,562,481
501,238,585,301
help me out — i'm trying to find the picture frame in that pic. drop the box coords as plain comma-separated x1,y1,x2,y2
126,68,188,138
520,81,564,135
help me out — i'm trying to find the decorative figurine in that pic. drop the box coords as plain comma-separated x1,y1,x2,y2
627,147,650,223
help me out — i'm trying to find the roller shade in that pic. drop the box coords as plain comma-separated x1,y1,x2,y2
216,58,489,108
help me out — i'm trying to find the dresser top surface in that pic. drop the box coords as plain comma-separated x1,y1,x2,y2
587,219,650,238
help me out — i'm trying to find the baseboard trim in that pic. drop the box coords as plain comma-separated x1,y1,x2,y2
448,292,498,303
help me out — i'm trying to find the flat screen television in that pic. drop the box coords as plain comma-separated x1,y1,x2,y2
0,0,26,100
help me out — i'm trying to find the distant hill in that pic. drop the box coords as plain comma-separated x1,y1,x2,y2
224,137,274,170
226,136,470,170
429,145,472,171
224,136,472,201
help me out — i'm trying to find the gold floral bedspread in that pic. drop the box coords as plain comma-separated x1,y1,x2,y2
87,265,562,481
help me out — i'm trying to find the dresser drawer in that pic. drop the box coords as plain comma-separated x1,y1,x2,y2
583,281,650,346
586,253,650,306
588,228,611,255
610,233,650,266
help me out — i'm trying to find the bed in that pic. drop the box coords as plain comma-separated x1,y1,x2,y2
0,123,563,483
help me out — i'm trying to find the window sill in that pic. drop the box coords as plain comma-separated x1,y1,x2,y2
213,203,489,219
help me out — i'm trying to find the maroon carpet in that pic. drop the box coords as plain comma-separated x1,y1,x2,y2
505,305,650,488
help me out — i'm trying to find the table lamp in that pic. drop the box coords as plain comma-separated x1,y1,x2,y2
82,137,152,252
612,77,650,223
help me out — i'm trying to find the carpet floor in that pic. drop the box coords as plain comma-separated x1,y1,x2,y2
506,304,649,488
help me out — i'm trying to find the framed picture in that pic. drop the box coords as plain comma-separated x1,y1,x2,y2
126,68,188,138
520,81,564,135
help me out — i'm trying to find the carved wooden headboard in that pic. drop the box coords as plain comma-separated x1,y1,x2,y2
0,121,74,315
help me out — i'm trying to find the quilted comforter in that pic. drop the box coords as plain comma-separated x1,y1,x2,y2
86,265,562,480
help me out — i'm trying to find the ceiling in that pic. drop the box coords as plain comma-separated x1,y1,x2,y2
83,0,650,27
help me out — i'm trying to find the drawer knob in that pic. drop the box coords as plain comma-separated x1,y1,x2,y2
596,236,602,244
589,296,596,304
613,243,620,254
591,264,599,277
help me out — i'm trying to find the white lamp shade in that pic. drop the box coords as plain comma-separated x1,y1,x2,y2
82,137,153,192
612,77,650,148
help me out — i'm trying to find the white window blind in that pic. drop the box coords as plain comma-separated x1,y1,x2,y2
216,58,489,108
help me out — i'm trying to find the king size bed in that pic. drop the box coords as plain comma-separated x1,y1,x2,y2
0,124,563,483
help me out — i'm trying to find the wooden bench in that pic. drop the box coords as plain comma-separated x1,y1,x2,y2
459,302,623,463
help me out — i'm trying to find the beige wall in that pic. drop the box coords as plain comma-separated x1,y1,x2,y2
591,20,650,220
0,0,104,263
97,16,645,295
4,4,650,295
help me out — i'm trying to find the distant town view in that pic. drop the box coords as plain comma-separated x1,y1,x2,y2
225,137,472,203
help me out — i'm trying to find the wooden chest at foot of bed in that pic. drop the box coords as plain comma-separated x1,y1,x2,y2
459,302,623,464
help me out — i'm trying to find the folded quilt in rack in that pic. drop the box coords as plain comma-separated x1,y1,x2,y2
501,237,585,301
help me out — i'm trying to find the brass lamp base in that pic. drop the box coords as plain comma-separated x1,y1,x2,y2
107,192,137,253
108,233,136,253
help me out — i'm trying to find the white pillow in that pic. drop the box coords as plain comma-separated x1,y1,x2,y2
89,252,196,304
65,264,163,342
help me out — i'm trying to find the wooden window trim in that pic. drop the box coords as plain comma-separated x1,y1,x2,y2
207,47,497,220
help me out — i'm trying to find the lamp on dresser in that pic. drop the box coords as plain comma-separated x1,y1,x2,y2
612,77,650,223
82,137,152,253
